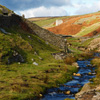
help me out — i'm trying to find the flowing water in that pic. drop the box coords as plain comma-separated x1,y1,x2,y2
40,58,96,100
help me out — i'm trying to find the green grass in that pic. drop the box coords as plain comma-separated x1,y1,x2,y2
67,37,83,54
75,22,100,37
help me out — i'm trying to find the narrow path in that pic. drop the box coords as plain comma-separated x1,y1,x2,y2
41,58,96,100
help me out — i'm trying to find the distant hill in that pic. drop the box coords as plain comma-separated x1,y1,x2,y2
29,12,100,37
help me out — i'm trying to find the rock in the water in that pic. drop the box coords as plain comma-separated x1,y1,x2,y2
88,72,92,75
64,91,71,95
73,73,81,76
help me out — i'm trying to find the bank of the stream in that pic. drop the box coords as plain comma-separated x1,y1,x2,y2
40,54,97,100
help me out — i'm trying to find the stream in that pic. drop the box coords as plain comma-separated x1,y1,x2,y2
40,54,99,100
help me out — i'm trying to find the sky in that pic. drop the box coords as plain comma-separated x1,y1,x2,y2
0,0,100,18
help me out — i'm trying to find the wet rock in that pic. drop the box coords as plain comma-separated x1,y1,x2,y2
73,73,76,76
86,64,92,67
73,73,81,76
88,72,92,75
64,91,71,95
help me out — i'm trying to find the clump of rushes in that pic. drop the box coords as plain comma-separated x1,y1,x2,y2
77,52,93,60
64,56,76,65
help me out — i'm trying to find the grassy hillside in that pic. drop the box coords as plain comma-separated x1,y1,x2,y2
0,26,79,100
0,5,78,100
74,22,100,37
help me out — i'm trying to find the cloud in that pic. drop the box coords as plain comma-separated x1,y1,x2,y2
0,0,71,11
19,6,67,18
74,1,100,15
0,0,99,17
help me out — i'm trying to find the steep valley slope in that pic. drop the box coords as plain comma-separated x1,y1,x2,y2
0,5,78,100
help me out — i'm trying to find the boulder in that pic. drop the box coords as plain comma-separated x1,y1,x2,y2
7,52,25,64
75,83,95,100
33,62,38,66
73,73,81,76
81,83,91,92
2,8,8,15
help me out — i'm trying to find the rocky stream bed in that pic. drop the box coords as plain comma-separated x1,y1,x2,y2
40,54,98,100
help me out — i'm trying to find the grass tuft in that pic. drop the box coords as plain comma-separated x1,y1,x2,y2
64,56,76,65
